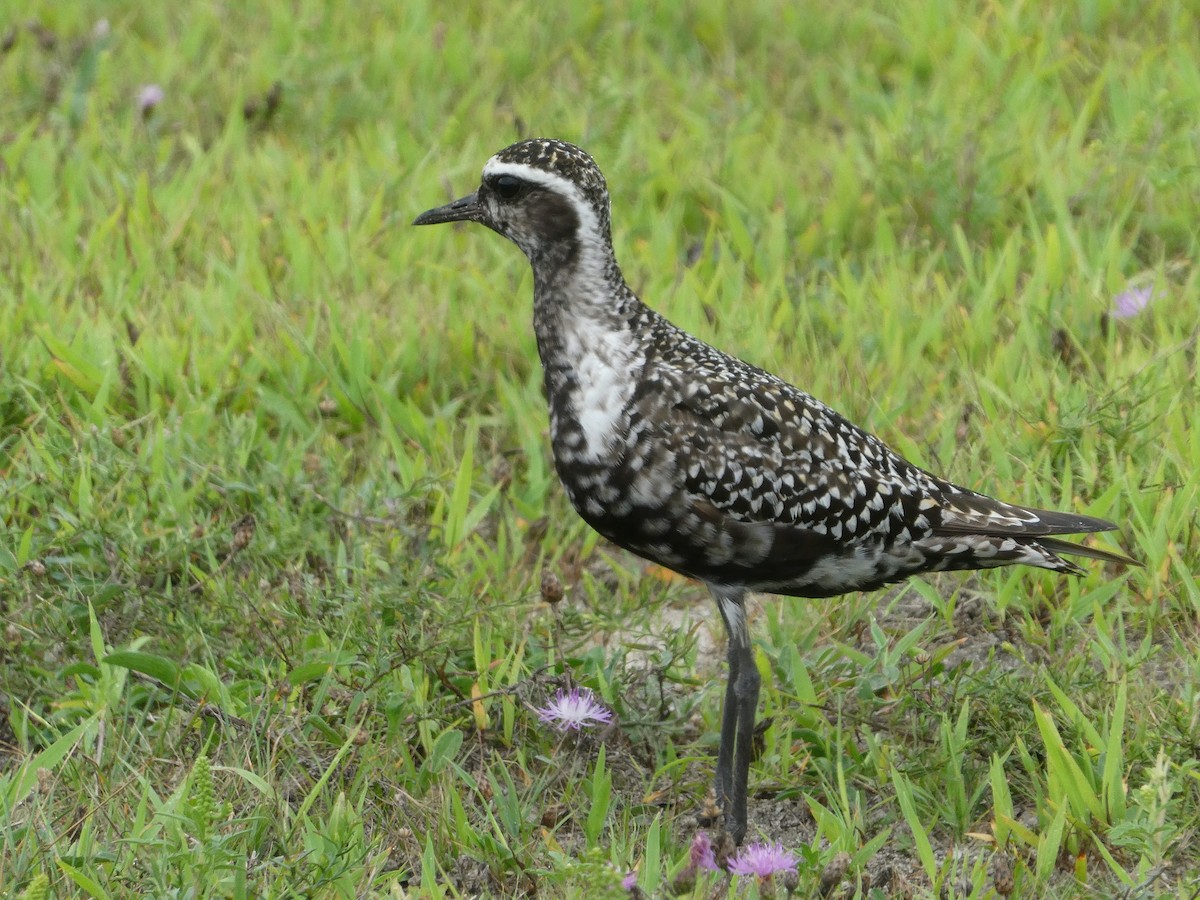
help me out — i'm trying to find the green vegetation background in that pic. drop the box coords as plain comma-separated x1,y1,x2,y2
1,1,1197,896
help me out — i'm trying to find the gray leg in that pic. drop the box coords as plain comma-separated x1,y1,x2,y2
714,622,740,808
710,585,758,844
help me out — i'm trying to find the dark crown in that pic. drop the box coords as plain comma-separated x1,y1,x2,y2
493,139,612,234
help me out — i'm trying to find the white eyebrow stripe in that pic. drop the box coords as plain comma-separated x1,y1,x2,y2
481,159,599,233
482,159,574,192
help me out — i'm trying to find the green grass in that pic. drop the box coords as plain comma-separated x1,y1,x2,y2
1,0,1198,896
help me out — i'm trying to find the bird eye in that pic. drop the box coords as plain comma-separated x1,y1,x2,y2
492,174,524,200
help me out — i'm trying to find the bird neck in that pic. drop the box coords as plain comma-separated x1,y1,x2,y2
533,250,645,336
531,266,645,465
529,247,634,356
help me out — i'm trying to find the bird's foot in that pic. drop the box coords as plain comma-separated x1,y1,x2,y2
711,826,737,865
698,787,748,846
725,814,747,847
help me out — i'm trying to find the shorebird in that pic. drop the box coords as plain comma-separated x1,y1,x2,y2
413,138,1135,843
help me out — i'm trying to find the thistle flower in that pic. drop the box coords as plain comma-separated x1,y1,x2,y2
689,831,720,872
621,871,638,891
673,830,723,892
1110,285,1156,320
535,686,613,732
136,84,164,119
727,841,797,878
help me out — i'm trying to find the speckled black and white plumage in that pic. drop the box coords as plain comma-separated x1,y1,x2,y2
414,138,1135,842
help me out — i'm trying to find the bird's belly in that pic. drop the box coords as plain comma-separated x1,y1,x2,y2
552,451,723,572
550,433,934,597
569,496,925,598
757,542,926,598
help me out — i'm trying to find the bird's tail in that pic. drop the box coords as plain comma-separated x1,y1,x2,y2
1037,537,1141,568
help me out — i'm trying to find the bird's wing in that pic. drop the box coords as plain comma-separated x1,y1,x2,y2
930,494,1138,565
932,493,1115,535
644,348,1123,548
645,362,935,544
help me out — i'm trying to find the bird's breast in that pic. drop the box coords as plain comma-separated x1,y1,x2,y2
540,314,642,466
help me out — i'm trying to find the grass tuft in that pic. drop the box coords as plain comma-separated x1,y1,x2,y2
2,0,1198,896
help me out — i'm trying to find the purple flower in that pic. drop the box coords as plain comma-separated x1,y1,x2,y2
727,841,797,878
621,871,638,891
136,84,164,118
535,686,613,732
1110,285,1156,320
689,831,720,872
